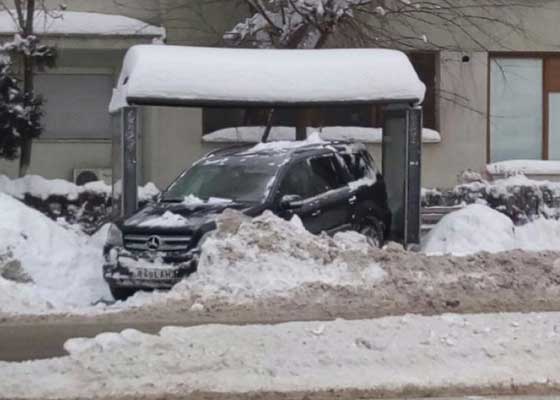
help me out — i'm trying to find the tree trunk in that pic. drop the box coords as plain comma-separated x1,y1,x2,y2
18,0,35,177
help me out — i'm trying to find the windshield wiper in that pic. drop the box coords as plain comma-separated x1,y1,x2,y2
161,197,183,203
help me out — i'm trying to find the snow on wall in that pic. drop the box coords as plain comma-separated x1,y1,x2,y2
203,126,441,144
487,160,560,176
0,10,165,37
109,45,426,112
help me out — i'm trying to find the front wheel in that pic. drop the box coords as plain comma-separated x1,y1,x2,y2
358,218,384,248
109,286,137,302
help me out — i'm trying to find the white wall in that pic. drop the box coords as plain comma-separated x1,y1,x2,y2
0,141,112,181
427,51,489,188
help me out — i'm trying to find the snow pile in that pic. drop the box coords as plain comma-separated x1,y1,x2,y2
183,195,233,207
246,131,326,153
487,159,560,177
0,10,165,37
0,193,111,314
138,211,188,228
4,312,560,398
128,210,385,307
0,174,159,201
423,204,560,255
110,45,425,112
203,126,442,144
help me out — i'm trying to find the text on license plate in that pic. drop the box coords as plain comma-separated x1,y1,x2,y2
132,268,179,280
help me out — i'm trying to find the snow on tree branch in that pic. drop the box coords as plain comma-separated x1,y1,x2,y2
224,0,544,50
225,0,370,48
0,51,43,161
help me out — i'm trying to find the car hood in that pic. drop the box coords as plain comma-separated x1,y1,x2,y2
122,201,255,233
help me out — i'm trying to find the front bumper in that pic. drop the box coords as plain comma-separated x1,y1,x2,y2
103,249,199,290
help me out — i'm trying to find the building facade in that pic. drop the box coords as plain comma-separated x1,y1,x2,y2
1,0,560,189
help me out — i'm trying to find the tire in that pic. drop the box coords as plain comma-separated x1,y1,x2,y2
358,218,384,248
109,286,137,302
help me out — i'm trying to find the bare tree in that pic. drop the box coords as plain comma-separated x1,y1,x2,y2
0,0,57,176
223,0,539,51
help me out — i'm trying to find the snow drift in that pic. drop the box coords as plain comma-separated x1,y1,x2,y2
423,204,560,255
5,312,560,399
127,210,385,307
0,193,111,314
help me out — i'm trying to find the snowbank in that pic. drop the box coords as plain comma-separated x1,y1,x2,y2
0,194,111,314
127,210,385,307
110,45,425,112
4,312,560,399
203,126,442,144
0,10,165,37
0,174,159,201
423,204,560,255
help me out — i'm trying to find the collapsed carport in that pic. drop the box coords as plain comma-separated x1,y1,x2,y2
109,45,426,246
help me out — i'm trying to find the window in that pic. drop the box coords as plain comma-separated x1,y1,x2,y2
279,156,344,199
341,152,374,181
408,52,437,130
308,156,345,192
203,105,375,136
163,159,278,203
489,55,560,162
35,73,114,140
279,161,317,199
490,58,543,161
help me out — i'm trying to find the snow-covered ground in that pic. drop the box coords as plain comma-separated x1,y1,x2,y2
1,194,559,327
1,173,560,322
2,312,560,399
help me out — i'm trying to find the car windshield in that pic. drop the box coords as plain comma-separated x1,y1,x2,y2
162,157,281,203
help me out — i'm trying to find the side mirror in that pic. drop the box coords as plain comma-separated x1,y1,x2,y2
280,194,303,209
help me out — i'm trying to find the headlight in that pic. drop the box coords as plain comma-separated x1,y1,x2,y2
106,223,123,247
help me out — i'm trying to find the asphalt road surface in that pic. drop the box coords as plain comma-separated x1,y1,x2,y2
0,321,172,361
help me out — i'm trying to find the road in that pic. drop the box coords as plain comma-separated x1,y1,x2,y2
0,321,173,361
2,325,560,400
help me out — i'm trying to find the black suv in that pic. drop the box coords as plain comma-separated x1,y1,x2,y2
103,140,391,300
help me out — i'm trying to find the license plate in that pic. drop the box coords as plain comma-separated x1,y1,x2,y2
132,268,179,280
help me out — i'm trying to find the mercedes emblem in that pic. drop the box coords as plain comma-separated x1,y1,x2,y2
146,236,161,251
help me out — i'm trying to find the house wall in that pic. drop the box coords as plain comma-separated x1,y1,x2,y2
3,1,560,188
118,0,560,189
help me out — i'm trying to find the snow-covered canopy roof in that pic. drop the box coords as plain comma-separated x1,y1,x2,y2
109,45,426,112
0,11,165,37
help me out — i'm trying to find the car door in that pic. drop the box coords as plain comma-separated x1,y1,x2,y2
340,150,391,234
276,155,351,234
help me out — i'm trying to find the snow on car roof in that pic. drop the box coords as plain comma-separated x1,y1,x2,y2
109,45,426,112
0,10,165,37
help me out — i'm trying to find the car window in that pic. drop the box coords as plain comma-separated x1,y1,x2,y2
307,155,345,193
163,158,278,203
278,161,316,199
341,152,375,181
279,155,345,200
